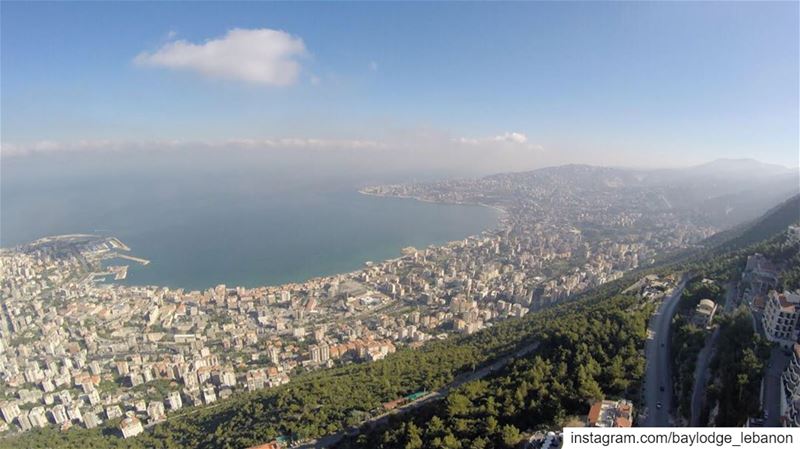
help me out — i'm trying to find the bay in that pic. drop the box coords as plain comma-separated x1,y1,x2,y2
1,151,498,290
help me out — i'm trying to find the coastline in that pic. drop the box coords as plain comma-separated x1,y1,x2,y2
6,186,504,292
73,187,504,291
357,188,509,225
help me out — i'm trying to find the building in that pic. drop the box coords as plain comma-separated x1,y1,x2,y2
309,345,321,363
246,442,282,449
587,399,634,427
692,299,717,328
0,401,20,424
781,343,800,427
106,405,123,420
119,416,144,439
742,254,779,301
147,401,166,422
84,412,101,429
788,225,800,245
50,404,68,425
168,391,183,410
66,403,83,422
220,370,237,387
28,407,48,428
268,346,281,364
319,342,330,363
763,291,800,348
203,386,217,404
15,413,32,431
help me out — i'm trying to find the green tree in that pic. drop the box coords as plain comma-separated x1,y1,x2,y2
500,424,521,448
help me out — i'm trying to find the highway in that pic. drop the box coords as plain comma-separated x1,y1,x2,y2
293,340,541,448
643,278,686,427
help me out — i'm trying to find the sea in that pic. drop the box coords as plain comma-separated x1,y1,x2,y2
1,149,498,290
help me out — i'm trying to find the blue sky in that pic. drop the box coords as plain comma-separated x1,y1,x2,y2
1,1,798,168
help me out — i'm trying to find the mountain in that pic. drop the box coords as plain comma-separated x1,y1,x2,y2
667,161,798,229
686,158,796,178
503,160,798,229
701,194,800,253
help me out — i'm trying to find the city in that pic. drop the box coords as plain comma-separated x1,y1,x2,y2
1,164,799,447
1,2,798,449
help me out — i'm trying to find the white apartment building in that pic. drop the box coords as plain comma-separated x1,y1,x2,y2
763,290,800,348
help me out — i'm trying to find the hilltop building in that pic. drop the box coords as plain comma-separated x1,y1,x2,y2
763,290,800,348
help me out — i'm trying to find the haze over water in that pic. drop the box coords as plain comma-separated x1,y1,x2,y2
1,150,498,290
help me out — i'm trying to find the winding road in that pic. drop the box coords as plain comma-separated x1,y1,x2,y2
643,278,686,427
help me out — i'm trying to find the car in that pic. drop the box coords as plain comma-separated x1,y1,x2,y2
656,402,663,409
660,386,665,392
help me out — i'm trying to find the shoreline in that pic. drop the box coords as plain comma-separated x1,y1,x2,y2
73,187,505,291
357,188,509,223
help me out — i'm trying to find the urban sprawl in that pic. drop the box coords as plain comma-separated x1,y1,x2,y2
1,166,798,442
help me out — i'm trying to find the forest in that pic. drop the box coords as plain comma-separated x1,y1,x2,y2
334,294,652,449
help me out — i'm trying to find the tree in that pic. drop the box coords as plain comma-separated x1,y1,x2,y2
500,424,521,448
447,393,471,418
404,423,423,449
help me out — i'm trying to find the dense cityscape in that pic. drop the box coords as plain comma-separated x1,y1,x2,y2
0,166,716,436
3,163,798,447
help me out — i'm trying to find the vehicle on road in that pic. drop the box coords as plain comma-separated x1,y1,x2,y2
656,402,663,409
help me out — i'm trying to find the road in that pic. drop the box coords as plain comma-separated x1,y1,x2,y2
763,347,789,427
689,328,718,426
642,278,686,427
293,340,541,448
689,282,736,425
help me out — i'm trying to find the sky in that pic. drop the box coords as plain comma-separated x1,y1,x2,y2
1,1,798,171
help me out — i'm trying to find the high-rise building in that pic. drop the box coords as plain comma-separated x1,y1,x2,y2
763,290,800,348
309,345,321,363
319,342,330,363
268,346,280,364
50,404,68,424
168,391,183,411
781,343,800,427
28,407,48,428
0,401,20,424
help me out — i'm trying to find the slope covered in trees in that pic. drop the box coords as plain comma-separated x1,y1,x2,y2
335,295,651,449
695,194,799,258
707,308,770,426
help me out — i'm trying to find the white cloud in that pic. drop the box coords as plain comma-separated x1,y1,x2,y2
492,132,528,144
0,138,386,157
134,28,308,86
454,132,541,150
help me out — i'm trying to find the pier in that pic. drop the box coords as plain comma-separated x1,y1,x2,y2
112,253,150,265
